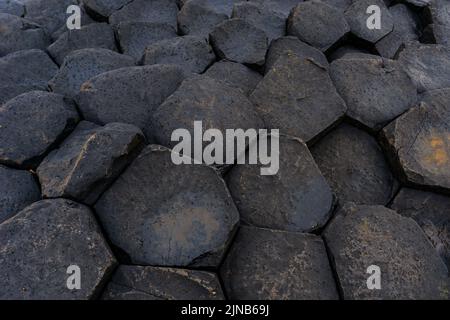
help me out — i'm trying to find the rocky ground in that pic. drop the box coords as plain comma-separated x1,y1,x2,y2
0,0,449,300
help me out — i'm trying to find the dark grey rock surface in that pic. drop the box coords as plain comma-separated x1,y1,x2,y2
102,265,224,300
0,199,117,299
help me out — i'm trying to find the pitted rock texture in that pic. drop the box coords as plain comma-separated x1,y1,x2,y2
37,121,145,204
311,123,396,206
324,203,449,300
76,64,186,133
0,165,41,223
221,226,340,300
0,91,79,168
102,265,224,300
227,135,334,232
95,145,240,267
0,199,117,300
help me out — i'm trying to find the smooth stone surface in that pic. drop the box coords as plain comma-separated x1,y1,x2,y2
0,13,49,56
311,123,396,206
47,23,117,65
0,199,117,300
102,265,224,300
0,49,58,104
142,36,216,74
0,91,79,168
264,36,329,74
210,18,268,66
0,165,40,223
49,48,135,98
37,121,145,205
0,0,24,16
250,53,346,142
116,22,177,60
95,145,240,267
398,42,450,93
390,188,450,270
227,135,334,232
204,60,262,96
330,57,417,130
380,93,450,194
287,0,350,51
221,226,340,300
324,203,449,300
344,0,394,43
76,65,186,133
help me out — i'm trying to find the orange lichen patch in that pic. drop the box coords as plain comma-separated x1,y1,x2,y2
424,135,449,167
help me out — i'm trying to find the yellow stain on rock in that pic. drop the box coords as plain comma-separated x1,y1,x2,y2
424,136,449,167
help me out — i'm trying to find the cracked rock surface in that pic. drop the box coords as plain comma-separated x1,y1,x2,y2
1,0,449,301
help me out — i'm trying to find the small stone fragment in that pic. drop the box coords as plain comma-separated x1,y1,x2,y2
265,36,329,73
102,265,224,300
390,188,450,270
49,48,135,98
0,165,40,223
287,0,350,51
76,65,186,133
47,23,117,65
0,199,117,299
0,13,49,56
0,49,58,104
95,145,240,267
37,121,145,205
424,0,450,48
311,123,396,206
221,226,339,300
116,22,177,60
231,1,285,43
330,57,417,130
329,46,378,61
227,135,334,232
142,36,216,74
210,18,268,66
0,91,79,168
204,60,262,96
83,0,132,19
323,203,449,299
345,0,394,43
380,91,450,194
250,53,346,142
398,41,450,93
108,0,178,29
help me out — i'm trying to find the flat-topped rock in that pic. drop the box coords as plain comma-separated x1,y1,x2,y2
48,23,117,65
83,0,132,19
250,53,346,142
95,145,240,267
287,0,350,51
0,91,79,168
142,36,215,74
324,203,449,300
37,121,145,205
0,165,40,223
102,265,224,300
210,18,268,66
49,48,135,98
76,64,186,134
0,199,117,299
0,13,49,57
221,226,339,300
330,57,417,130
204,60,262,96
115,22,177,60
227,135,334,232
311,123,396,206
0,49,58,104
